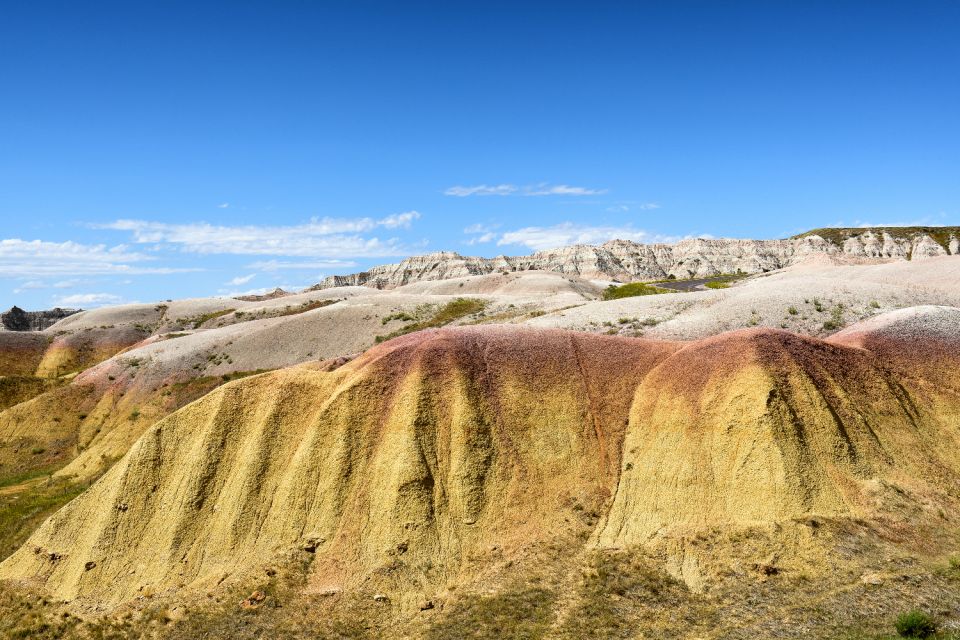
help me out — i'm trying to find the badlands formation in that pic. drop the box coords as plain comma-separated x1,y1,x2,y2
1,228,960,638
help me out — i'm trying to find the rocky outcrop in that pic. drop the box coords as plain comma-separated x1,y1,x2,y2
311,227,960,290
1,306,80,331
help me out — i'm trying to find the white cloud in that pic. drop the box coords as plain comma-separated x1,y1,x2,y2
0,239,194,278
497,222,674,252
445,184,518,197
227,274,256,286
463,223,501,244
53,292,124,308
247,259,359,271
445,183,605,197
218,203,230,209
379,210,421,228
96,212,421,257
465,232,497,245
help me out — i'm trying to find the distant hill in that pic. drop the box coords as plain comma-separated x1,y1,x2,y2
0,305,80,331
310,226,960,290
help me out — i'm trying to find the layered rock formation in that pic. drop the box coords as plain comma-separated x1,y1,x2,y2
312,227,960,290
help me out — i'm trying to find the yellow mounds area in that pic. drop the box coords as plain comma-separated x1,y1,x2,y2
33,327,148,379
2,314,960,611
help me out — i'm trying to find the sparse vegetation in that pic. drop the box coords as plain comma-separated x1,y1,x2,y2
823,304,845,331
275,299,337,318
382,311,415,325
558,550,689,639
788,306,799,315
180,308,235,329
602,282,671,300
425,587,556,640
0,477,91,561
375,298,488,343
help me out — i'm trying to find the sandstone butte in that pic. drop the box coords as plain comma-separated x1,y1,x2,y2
2,305,960,621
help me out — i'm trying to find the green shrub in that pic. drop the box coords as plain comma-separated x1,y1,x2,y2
870,300,881,308
895,610,937,638
813,298,824,312
602,283,671,300
787,306,798,315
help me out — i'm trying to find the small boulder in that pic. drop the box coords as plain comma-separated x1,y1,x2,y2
240,590,266,609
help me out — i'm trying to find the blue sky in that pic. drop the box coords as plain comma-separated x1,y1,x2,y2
1,1,958,309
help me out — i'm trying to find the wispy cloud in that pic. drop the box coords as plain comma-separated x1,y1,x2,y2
445,184,518,197
379,210,421,228
606,202,660,213
247,259,359,271
53,292,124,307
523,184,608,196
96,212,422,257
217,203,230,209
497,222,675,252
227,274,256,286
0,239,195,278
445,183,606,197
13,279,85,294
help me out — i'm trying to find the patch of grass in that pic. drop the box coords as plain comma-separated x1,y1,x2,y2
275,299,336,318
0,477,91,560
382,311,415,325
181,308,235,329
870,300,881,309
813,298,825,312
375,298,488,343
788,306,799,315
705,280,730,289
602,282,671,300
425,587,556,640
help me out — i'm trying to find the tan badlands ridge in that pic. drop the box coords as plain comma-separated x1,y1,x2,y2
313,227,960,289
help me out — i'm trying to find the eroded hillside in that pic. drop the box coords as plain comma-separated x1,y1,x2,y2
1,307,960,638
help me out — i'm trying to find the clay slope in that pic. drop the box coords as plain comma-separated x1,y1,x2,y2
3,309,960,610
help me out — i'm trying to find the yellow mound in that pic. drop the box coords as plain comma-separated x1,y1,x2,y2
0,327,679,604
2,320,960,610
